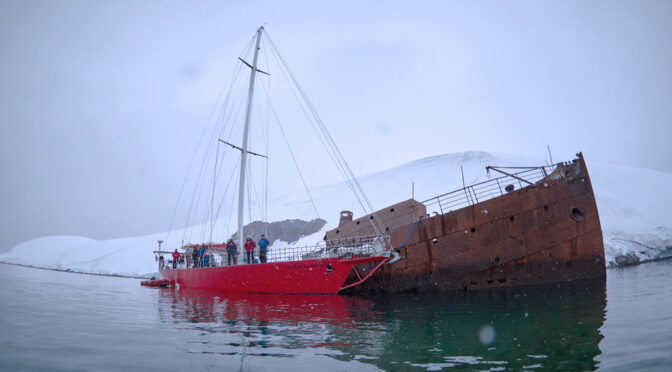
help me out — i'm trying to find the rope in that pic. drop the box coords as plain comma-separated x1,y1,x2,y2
263,29,383,233
395,216,423,253
259,81,321,218
164,33,257,245
182,58,249,246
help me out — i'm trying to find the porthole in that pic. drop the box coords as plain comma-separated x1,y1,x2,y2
356,221,360,225
336,229,340,234
543,205,548,211
390,208,395,212
570,207,584,222
470,227,476,233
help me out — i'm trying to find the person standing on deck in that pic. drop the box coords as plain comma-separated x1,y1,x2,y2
244,236,256,264
203,251,211,267
191,247,199,268
226,238,238,266
258,234,269,263
198,244,206,267
171,249,180,269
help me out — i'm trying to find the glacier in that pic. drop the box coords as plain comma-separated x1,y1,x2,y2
1,151,670,277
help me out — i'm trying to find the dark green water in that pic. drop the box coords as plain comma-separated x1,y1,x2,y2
0,260,670,371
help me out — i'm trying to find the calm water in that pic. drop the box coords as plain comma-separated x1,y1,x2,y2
0,260,670,371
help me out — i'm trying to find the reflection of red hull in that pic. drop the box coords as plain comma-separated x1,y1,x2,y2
162,288,375,325
160,256,384,294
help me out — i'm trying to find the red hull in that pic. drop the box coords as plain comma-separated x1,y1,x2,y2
160,256,384,294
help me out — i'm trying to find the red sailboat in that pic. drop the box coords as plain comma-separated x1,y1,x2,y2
152,26,391,293
157,236,390,294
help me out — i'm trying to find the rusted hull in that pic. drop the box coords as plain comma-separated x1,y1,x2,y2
328,153,605,293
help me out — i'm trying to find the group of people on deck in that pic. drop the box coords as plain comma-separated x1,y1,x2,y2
225,234,269,265
165,234,270,269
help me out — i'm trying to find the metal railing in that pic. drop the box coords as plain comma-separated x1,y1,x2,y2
267,234,388,263
161,234,389,269
422,165,557,215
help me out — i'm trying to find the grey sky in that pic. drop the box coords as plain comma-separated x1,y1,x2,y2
1,0,670,252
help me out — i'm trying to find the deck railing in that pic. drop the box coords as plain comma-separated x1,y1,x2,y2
421,165,557,215
267,234,387,262
161,234,388,269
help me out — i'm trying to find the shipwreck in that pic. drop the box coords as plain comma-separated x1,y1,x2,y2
326,153,605,293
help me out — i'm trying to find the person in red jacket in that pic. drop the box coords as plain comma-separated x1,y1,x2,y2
244,236,256,264
172,249,180,269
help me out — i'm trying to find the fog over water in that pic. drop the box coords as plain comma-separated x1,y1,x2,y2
1,0,670,252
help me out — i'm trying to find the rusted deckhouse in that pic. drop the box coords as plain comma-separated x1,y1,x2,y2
326,153,605,293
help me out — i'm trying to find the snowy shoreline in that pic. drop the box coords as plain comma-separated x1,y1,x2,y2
0,261,148,279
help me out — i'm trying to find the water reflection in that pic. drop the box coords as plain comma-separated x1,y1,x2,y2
157,279,606,370
358,279,607,371
157,288,382,351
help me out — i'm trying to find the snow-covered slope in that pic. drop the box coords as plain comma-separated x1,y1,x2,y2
2,151,670,277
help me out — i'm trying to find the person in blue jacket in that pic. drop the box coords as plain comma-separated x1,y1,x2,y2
198,244,207,267
203,251,211,267
258,234,269,263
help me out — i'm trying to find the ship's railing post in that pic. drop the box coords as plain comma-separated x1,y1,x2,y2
463,187,472,206
469,186,479,203
495,178,503,196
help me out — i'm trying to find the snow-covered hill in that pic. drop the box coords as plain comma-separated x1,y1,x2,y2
2,151,670,277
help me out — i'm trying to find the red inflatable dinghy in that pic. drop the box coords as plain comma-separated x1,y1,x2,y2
141,278,170,287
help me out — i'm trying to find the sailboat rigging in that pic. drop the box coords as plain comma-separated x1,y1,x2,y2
152,26,392,294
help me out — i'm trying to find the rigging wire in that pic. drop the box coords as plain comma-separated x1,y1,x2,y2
248,158,264,221
263,30,383,234
261,35,356,195
250,85,269,222
212,155,241,239
246,155,252,227
207,142,221,242
183,73,246,245
259,81,321,218
198,70,256,243
166,28,388,250
225,175,238,239
261,37,272,226
164,36,254,249
180,36,256,246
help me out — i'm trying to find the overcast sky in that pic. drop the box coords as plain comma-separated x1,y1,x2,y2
1,0,670,252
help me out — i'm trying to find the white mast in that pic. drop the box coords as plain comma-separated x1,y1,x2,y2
238,26,263,252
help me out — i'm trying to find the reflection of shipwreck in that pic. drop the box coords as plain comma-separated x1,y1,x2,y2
327,153,605,293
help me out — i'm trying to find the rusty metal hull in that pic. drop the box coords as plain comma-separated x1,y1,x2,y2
327,153,605,293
